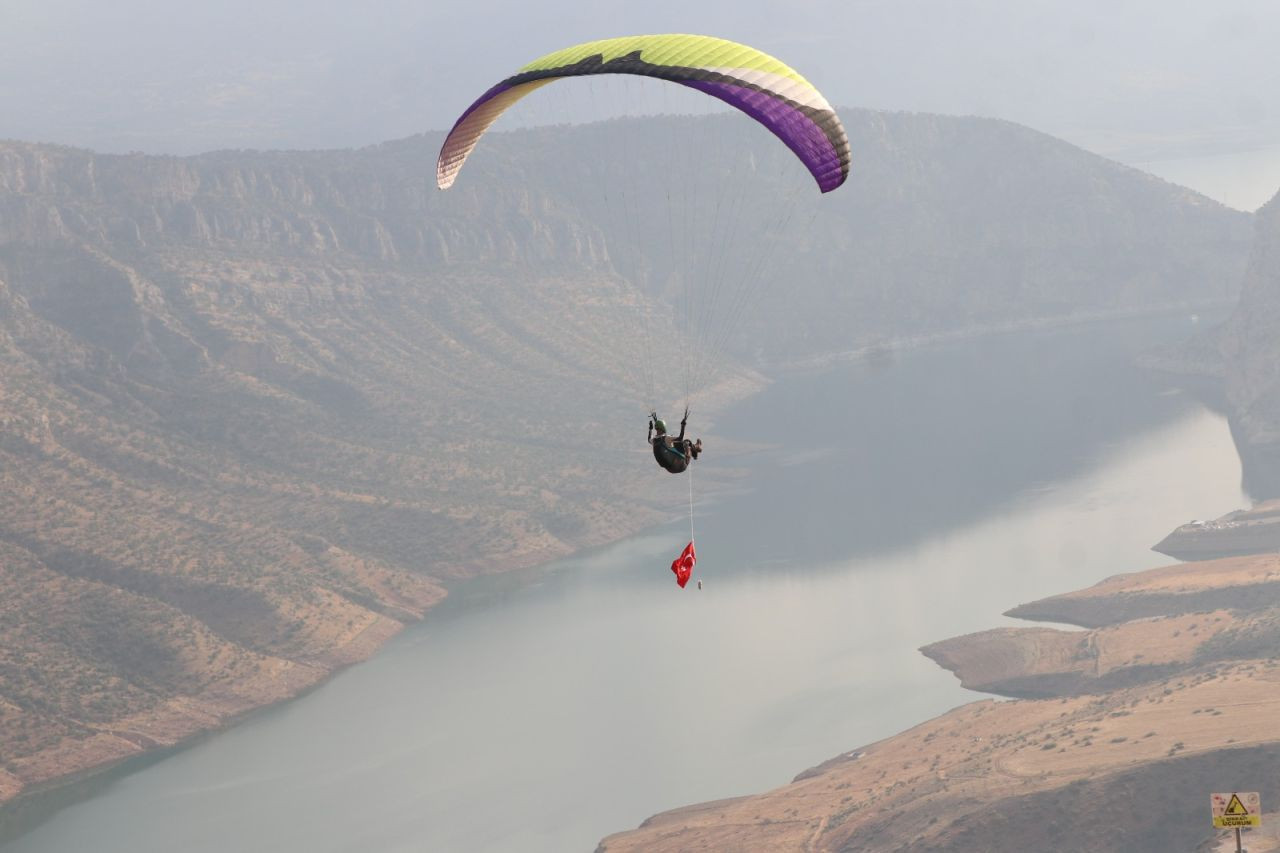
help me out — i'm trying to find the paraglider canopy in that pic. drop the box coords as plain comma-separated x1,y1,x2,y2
435,34,851,194
434,35,851,587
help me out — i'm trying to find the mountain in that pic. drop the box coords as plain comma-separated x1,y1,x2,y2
0,138,689,814
0,110,1252,816
505,109,1253,361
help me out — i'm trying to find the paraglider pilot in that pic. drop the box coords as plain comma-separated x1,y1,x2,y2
649,408,702,474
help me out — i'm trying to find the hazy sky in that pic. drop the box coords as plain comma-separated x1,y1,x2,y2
4,0,1279,208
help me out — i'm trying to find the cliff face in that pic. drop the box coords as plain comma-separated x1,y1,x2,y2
0,113,1254,815
0,141,610,267
1220,191,1280,496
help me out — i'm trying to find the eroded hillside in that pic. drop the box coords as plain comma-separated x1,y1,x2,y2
0,140,713,808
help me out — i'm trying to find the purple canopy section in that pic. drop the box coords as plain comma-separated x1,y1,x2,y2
453,80,515,134
679,80,845,193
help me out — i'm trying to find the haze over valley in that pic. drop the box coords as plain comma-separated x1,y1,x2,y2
3,4,1280,851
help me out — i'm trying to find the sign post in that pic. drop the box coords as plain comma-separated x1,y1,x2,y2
1211,792,1262,853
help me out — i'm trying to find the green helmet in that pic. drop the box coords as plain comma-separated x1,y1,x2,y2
653,418,667,434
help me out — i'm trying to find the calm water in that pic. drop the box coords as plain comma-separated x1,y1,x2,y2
2,316,1247,852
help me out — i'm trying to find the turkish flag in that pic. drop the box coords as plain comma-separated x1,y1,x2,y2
671,541,696,588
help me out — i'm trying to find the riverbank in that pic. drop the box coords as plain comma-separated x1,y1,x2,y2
2,314,1245,852
0,370,764,842
598,554,1280,852
0,586,442,840
772,300,1234,374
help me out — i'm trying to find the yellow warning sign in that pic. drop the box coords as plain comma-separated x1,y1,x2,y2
1211,791,1262,828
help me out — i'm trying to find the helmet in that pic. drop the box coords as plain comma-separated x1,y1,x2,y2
653,418,667,434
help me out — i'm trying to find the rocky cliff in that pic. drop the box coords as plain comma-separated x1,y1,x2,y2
1219,191,1280,496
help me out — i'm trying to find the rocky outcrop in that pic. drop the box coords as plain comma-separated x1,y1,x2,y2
1152,500,1280,560
1218,191,1280,495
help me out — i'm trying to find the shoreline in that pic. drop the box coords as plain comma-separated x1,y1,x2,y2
598,556,1280,850
0,306,1235,846
768,300,1233,375
0,371,766,845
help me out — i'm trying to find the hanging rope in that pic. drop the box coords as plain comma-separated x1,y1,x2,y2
687,460,695,545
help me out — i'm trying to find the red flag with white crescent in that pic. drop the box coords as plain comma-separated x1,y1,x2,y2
671,541,696,588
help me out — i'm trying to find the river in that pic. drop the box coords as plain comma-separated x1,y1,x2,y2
1,315,1248,852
